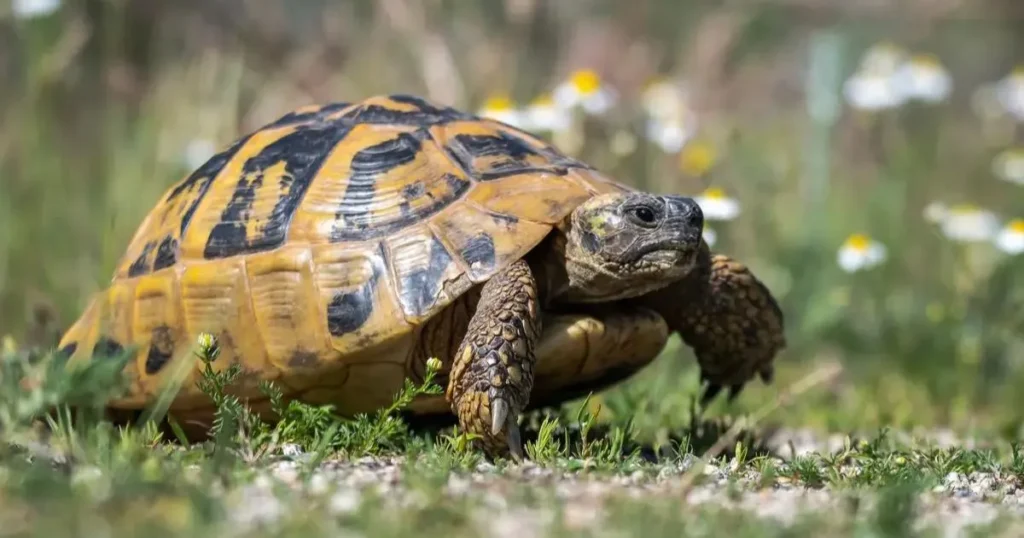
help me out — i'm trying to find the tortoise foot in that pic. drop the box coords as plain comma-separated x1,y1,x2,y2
446,259,538,461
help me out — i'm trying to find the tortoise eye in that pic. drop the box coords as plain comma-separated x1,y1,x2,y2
629,206,658,226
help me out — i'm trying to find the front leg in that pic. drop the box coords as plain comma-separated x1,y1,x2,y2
640,243,786,404
446,258,539,460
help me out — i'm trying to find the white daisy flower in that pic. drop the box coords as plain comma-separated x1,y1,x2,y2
923,201,949,224
183,139,217,170
552,69,617,115
892,54,952,104
476,94,526,129
641,77,691,121
970,83,1007,122
13,0,61,19
843,68,906,111
522,94,572,133
938,205,1000,243
694,186,738,221
837,233,887,273
994,219,1024,255
859,42,908,74
993,65,1024,121
992,147,1024,185
702,227,717,247
643,117,693,153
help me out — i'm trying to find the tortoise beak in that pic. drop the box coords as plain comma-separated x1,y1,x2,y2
662,195,704,243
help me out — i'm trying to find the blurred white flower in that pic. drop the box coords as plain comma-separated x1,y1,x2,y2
183,139,217,170
923,201,949,224
992,147,1024,185
938,205,1000,243
13,0,61,19
702,227,717,247
859,42,908,74
644,115,697,153
553,69,617,115
694,187,738,221
522,94,571,133
994,219,1024,255
892,54,952,104
837,233,887,273
970,83,1007,122
477,94,526,128
843,68,906,111
641,77,691,121
993,65,1024,121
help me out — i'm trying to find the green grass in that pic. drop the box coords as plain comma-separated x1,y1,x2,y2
3,1,1024,536
1,342,1024,537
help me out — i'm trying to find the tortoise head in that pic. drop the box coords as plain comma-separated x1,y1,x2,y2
561,192,705,302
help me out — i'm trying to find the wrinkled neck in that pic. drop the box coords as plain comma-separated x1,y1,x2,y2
524,229,572,309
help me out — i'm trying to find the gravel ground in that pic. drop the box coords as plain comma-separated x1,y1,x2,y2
208,440,1024,538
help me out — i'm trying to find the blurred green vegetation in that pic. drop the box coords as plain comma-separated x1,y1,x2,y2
1,0,1024,441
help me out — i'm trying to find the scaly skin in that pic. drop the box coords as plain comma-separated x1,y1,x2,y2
445,258,539,459
636,242,786,403
445,191,786,459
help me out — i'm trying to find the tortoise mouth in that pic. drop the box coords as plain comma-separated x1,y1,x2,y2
625,236,702,265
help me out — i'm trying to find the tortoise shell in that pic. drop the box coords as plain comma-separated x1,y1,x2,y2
56,94,651,415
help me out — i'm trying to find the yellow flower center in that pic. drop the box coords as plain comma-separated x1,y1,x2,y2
949,203,980,215
1,335,16,355
529,93,555,107
482,94,514,111
680,142,717,176
1009,219,1024,233
699,186,727,200
570,69,602,95
910,54,941,68
845,233,871,252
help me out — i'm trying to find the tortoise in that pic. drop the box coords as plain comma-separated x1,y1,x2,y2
56,94,785,458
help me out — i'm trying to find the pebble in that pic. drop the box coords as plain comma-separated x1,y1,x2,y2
211,435,1024,537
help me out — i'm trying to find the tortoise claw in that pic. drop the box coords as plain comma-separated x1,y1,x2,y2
491,398,524,461
491,399,509,437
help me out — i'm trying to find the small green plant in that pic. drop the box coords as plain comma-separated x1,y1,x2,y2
191,335,446,461
525,415,561,462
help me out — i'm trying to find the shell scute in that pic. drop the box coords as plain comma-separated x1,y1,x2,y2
243,246,332,372
198,117,355,259
384,224,470,324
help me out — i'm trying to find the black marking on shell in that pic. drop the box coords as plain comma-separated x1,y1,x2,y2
445,131,574,181
168,134,252,236
327,245,386,336
329,130,471,242
398,234,455,318
342,94,471,126
120,134,252,276
204,118,354,259
128,241,157,277
460,233,497,274
56,342,77,363
153,236,178,271
261,102,352,130
144,325,175,375
92,337,125,359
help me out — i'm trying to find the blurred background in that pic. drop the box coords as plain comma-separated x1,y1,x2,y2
1,0,1023,442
